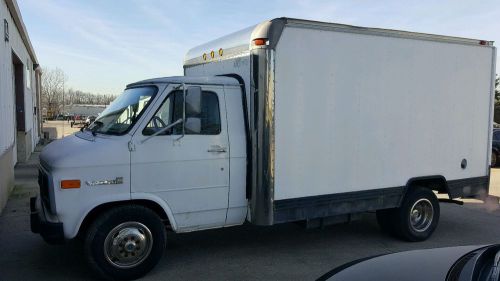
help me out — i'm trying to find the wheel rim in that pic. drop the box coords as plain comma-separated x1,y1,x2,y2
409,198,434,232
104,222,153,269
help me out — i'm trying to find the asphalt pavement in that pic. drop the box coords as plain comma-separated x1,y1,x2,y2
1,149,499,280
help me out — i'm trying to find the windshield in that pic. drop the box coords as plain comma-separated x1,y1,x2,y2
89,86,157,135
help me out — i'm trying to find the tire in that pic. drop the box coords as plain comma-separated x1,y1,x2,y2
84,205,166,281
492,151,497,167
392,187,440,242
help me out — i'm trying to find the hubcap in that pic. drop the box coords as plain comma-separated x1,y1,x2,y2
409,198,434,232
104,222,153,269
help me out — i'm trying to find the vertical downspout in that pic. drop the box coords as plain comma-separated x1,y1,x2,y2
34,67,42,140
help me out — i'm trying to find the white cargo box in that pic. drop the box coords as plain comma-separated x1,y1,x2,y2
185,18,496,225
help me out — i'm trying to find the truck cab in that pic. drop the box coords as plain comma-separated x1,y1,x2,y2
31,76,248,280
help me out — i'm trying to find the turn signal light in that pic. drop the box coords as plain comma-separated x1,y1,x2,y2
61,180,81,189
253,38,267,46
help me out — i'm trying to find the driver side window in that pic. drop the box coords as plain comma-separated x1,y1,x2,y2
142,90,220,136
143,91,183,136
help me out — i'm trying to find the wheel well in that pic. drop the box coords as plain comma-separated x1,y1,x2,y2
78,200,170,238
406,176,448,196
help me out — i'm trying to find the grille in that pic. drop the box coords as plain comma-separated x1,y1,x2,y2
38,169,51,210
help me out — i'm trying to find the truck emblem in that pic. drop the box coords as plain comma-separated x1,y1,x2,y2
85,177,123,186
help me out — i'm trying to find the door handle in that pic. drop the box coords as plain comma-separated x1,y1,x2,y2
208,145,227,153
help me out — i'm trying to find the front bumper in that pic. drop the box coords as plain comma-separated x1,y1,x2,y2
30,196,64,244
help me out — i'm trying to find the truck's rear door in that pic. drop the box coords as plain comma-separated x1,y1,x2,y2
130,84,230,231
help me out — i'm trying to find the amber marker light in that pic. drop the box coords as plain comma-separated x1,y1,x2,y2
61,180,81,189
253,38,267,46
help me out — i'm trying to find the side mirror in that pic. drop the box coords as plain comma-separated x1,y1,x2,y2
186,86,202,118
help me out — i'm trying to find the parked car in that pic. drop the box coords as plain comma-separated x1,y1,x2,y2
70,115,85,127
492,129,500,167
317,244,500,281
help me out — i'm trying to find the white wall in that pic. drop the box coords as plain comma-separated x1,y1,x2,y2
0,0,39,162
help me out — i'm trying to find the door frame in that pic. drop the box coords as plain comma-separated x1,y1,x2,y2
12,51,24,164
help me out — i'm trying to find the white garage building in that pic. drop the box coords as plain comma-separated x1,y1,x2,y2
0,0,42,213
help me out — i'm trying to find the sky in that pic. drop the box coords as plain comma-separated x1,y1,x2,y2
17,0,500,95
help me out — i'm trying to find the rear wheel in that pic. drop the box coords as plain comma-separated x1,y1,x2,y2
84,205,166,280
377,187,440,241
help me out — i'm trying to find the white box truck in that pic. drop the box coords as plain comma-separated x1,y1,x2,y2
31,18,496,280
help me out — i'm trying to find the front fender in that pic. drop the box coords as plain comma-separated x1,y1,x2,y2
67,193,131,239
130,192,178,231
70,193,178,239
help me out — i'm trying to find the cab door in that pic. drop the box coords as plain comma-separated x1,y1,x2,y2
130,85,230,231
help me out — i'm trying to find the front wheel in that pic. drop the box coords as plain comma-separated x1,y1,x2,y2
84,205,166,280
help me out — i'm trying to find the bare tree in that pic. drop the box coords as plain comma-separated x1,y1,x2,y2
41,67,67,118
65,87,117,105
41,67,118,119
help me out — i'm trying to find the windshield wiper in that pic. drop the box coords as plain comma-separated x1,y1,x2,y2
88,121,103,136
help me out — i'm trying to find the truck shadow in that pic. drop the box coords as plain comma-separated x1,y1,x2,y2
5,203,499,281
148,204,500,280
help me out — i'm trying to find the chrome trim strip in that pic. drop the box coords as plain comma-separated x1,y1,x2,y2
249,47,275,225
265,49,276,222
